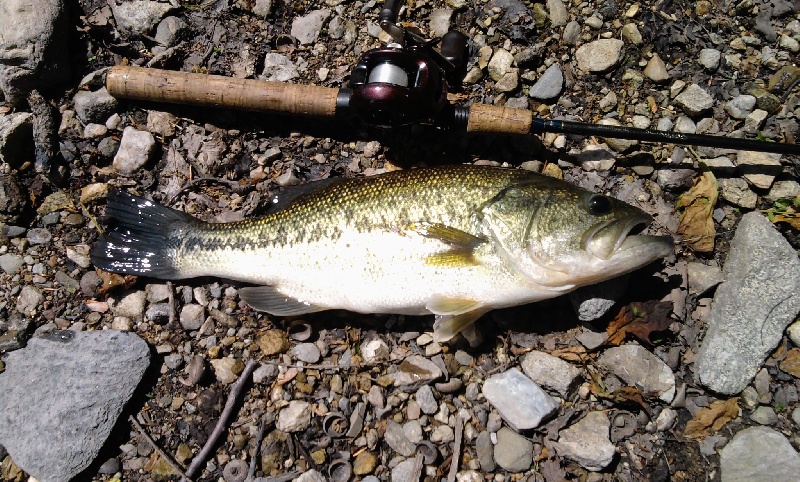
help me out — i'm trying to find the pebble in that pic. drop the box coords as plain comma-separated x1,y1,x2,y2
475,431,495,471
291,342,321,363
528,63,563,100
74,88,118,125
108,0,174,36
384,420,416,456
698,48,721,70
521,350,582,397
621,23,643,44
180,304,205,330
26,228,52,245
792,407,800,427
257,329,289,355
147,111,177,137
16,285,43,315
597,345,676,403
482,368,559,431
555,412,615,471
702,156,737,176
546,0,568,26
749,406,777,425
736,151,782,190
183,355,206,386
391,458,419,482
687,262,724,296
724,95,756,119
0,253,24,274
674,83,714,116
154,16,186,47
584,15,603,29
743,109,768,135
644,54,670,83
578,143,615,171
493,427,533,472
164,353,184,370
494,71,519,93
576,329,608,350
720,426,800,481
261,53,299,82
391,355,444,389
0,331,149,482
276,400,311,432
353,451,378,475
210,358,244,385
295,469,326,482
291,9,330,45
415,385,438,415
252,363,277,385
765,180,800,203
114,290,147,322
695,212,800,395
720,178,757,209
562,20,581,45
113,126,156,175
575,39,624,73
488,49,514,81
780,34,800,53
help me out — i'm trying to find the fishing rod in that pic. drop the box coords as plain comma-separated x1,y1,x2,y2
105,0,800,156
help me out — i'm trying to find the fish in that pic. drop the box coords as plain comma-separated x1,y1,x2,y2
90,165,673,342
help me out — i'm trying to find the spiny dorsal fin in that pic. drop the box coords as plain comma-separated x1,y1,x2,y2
238,286,324,316
407,222,486,267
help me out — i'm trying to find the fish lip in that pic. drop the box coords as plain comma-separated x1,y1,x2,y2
585,213,653,260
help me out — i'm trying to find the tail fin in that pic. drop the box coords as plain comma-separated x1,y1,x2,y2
91,190,195,279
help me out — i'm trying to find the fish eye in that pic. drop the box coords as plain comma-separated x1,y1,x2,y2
587,194,613,215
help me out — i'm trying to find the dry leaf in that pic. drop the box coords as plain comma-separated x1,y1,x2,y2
684,397,739,439
676,171,718,252
779,348,800,378
606,301,674,346
773,213,800,230
96,269,137,296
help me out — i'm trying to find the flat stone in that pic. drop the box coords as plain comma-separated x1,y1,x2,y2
476,431,495,471
575,39,624,73
362,338,390,365
113,126,156,175
493,427,533,472
749,406,777,425
597,345,676,403
290,9,330,45
482,368,559,431
16,285,43,315
720,427,800,482
743,109,769,135
687,262,724,296
725,95,757,119
384,420,416,456
695,212,800,395
276,400,311,432
261,53,299,82
291,342,321,363
674,84,714,116
698,48,721,70
495,70,519,93
113,290,147,322
0,330,149,482
765,180,800,203
391,458,419,482
555,412,615,471
391,355,444,389
570,276,628,321
546,0,568,26
528,63,563,100
720,178,757,209
415,385,438,415
0,253,24,274
702,156,737,176
429,8,453,38
521,350,582,397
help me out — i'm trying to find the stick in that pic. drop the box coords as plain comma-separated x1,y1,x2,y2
128,415,188,479
446,415,464,482
185,359,258,479
247,415,268,480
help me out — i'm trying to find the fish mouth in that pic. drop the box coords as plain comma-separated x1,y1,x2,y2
585,214,672,261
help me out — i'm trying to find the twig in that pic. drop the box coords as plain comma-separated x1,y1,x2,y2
185,359,258,479
128,415,188,480
447,415,464,482
254,472,301,482
167,281,176,326
247,414,268,481
293,433,319,472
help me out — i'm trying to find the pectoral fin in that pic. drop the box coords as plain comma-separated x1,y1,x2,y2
427,296,487,343
238,286,324,316
407,222,486,267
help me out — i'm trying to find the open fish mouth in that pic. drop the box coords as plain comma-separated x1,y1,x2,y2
585,214,671,261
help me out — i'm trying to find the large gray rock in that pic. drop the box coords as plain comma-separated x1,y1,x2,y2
720,426,800,482
0,0,71,104
695,212,800,395
0,330,150,482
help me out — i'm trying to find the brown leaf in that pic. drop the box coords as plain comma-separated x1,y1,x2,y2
606,301,674,346
684,397,739,439
676,171,718,252
773,213,800,230
610,386,653,415
779,348,800,378
96,269,137,296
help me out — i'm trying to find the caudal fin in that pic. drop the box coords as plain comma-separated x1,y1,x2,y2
91,190,195,279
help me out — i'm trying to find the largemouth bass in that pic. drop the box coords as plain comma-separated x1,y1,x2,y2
91,165,673,341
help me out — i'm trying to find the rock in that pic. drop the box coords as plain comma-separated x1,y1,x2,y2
765,180,800,203
0,0,71,105
262,53,299,82
391,458,419,482
743,109,768,135
0,253,24,274
528,63,563,100
780,34,800,52
353,451,377,475
687,261,724,296
295,469,325,482
16,285,43,315
620,23,643,45
147,111,177,137
108,0,174,37
656,168,695,192
555,412,615,471
695,212,800,395
720,178,757,209
0,113,34,168
562,20,581,45
736,151,782,190
154,16,186,47
720,426,800,481
488,49,514,81
749,406,777,425
276,400,311,432
113,127,157,175
26,227,51,245
576,329,608,350
644,54,670,83
179,304,205,331
291,343,321,363
391,355,444,389
698,49,721,70
74,88,118,125
546,0,568,26
252,0,272,17
257,329,289,355
384,420,416,456
482,368,559,431
290,9,330,45
674,84,714,116
403,420,423,444
429,8,453,38
578,143,615,171
415,385,438,415
597,345,676,403
788,320,800,347
575,39,624,73
252,363,277,385
0,330,149,482
521,350,582,397
209,358,244,384
724,95,756,119
361,338,390,365
702,156,737,176
585,15,603,29
114,290,147,322
0,174,26,223
493,427,533,472
495,70,519,92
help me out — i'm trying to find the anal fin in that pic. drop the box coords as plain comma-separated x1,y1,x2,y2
238,286,324,316
427,295,487,343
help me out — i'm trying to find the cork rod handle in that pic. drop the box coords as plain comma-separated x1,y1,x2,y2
106,66,340,118
465,104,533,135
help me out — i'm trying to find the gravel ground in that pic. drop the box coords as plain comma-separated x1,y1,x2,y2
1,0,800,481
